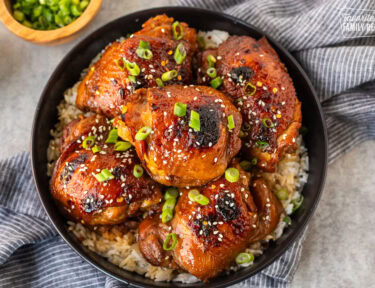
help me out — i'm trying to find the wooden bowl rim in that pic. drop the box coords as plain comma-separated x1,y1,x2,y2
0,0,102,43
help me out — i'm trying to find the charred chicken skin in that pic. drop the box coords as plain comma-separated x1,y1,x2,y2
197,36,302,171
50,114,162,225
76,14,197,118
114,85,242,187
138,163,283,281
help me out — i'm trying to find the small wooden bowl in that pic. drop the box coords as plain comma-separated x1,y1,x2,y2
0,0,102,45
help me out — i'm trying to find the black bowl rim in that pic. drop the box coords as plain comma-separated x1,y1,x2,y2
31,6,328,288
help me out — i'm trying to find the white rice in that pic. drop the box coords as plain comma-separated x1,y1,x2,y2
47,30,309,283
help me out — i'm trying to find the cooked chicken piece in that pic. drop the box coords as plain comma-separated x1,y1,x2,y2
114,85,242,187
50,114,162,225
134,14,197,51
138,163,283,281
76,33,195,118
197,36,302,171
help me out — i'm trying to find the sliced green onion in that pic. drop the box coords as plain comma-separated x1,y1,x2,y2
174,102,187,117
262,118,274,128
235,252,254,264
163,233,178,250
194,194,209,205
135,126,152,141
128,75,136,83
240,160,252,171
82,136,95,149
210,77,223,89
225,168,240,183
23,20,33,28
80,1,89,10
161,70,178,82
165,187,179,200
189,110,200,132
188,189,200,202
292,195,304,213
136,47,153,60
188,189,209,205
251,157,258,165
276,188,289,201
92,145,101,154
133,164,144,178
245,82,256,96
207,54,216,67
105,128,118,144
94,169,114,182
116,58,126,71
227,115,235,130
256,140,269,149
13,10,25,22
174,43,187,65
161,209,173,223
156,78,164,87
206,67,217,78
172,21,183,40
71,5,81,17
139,40,150,49
114,141,132,152
125,61,140,76
283,216,291,224
163,197,177,211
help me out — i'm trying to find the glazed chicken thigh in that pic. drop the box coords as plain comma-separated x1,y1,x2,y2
50,114,162,225
197,36,301,171
114,85,242,187
76,15,197,118
138,163,283,281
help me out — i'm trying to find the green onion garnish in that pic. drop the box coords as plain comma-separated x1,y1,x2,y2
82,136,95,149
13,10,24,22
206,67,217,78
227,115,235,130
133,164,144,178
276,188,289,201
163,233,178,250
135,126,152,141
139,40,150,49
189,110,200,132
207,54,216,67
161,70,178,82
114,141,132,152
94,168,114,182
92,145,101,154
256,140,269,149
251,157,258,165
164,187,179,200
174,43,187,65
105,128,118,144
245,83,256,96
116,58,126,71
162,197,177,223
156,78,164,87
125,61,140,76
136,47,153,60
262,118,274,128
210,77,223,89
128,75,136,83
235,252,254,264
188,189,209,205
172,21,183,40
292,196,304,213
283,216,291,224
225,168,240,183
161,209,173,223
174,102,187,117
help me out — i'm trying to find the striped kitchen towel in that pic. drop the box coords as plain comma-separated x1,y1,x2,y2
1,0,375,288
178,0,375,163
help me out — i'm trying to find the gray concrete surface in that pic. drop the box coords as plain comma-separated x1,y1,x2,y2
0,1,374,287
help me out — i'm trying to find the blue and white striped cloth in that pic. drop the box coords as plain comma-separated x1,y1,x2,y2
1,0,375,287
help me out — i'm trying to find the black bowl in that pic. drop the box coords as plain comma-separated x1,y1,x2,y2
31,6,327,288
